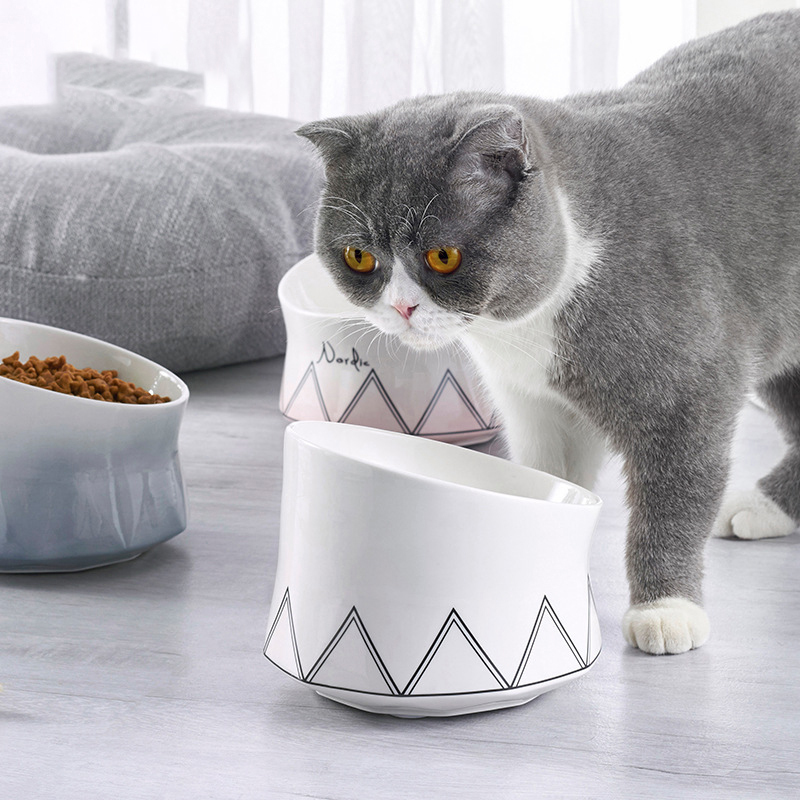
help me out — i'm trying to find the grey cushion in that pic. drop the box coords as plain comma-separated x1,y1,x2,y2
0,54,321,372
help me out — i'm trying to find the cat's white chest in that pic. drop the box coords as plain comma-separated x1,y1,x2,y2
461,307,606,489
462,311,560,400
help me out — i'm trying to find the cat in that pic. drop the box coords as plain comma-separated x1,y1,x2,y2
296,11,800,655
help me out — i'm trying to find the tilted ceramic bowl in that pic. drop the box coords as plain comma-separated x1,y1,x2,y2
0,317,189,572
278,254,499,446
264,421,603,717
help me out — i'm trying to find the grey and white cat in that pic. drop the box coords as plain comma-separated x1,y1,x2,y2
297,11,800,655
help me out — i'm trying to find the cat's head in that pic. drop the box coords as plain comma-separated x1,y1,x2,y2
297,94,567,350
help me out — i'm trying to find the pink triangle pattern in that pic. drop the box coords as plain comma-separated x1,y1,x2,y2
281,361,498,439
337,369,410,434
412,369,488,436
281,363,330,421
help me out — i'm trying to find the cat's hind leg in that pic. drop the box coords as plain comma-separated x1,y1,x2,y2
713,368,800,540
712,487,795,539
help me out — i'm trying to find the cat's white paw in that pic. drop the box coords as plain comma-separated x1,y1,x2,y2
622,597,710,655
712,487,796,540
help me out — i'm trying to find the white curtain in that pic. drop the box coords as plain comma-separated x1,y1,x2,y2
0,0,796,117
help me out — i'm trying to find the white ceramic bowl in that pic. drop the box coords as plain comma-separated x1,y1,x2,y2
278,254,499,446
0,317,189,572
264,421,603,717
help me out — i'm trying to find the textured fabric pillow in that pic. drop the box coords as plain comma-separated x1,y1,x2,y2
0,55,321,372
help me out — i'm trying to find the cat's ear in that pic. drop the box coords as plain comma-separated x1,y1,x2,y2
450,105,532,197
296,118,358,163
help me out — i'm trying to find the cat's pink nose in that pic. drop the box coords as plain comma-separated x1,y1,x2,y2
393,303,418,320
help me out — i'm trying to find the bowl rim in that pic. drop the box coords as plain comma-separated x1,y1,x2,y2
286,420,602,509
278,253,362,321
0,315,189,409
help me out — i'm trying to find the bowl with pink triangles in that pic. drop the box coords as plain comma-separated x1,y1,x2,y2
278,254,499,446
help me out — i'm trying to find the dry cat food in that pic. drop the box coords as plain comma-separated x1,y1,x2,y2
0,351,171,404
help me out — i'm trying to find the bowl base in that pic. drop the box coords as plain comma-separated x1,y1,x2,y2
0,548,148,573
313,664,595,718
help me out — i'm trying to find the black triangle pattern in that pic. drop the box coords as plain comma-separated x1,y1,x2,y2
263,588,303,679
587,575,596,665
304,607,400,695
402,608,508,695
511,596,586,688
281,360,498,437
264,581,599,697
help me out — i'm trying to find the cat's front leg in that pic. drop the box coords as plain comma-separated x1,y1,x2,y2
496,388,606,490
620,410,734,655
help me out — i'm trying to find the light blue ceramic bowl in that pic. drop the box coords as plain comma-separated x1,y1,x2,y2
0,317,189,572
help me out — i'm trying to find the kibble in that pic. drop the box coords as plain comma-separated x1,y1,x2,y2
0,351,171,404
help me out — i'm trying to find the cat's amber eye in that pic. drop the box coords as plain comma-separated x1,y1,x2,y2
342,246,377,273
425,247,462,274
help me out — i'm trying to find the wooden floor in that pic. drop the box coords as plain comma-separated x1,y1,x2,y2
2,357,798,799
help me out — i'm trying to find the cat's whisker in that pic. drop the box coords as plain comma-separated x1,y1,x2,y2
352,323,381,355
327,231,366,245
462,322,554,371
401,338,412,372
416,193,440,240
396,203,418,239
305,311,363,330
489,308,576,351
397,222,415,240
386,332,396,360
485,324,572,358
387,331,401,362
324,195,375,237
460,311,575,363
454,339,474,368
365,327,384,355
393,335,405,365
334,316,372,330
340,323,375,347
490,338,551,372
467,328,569,364
318,204,369,231
337,324,376,342
297,198,322,218
420,213,441,232
494,332,569,367
305,315,375,347
326,195,370,222
382,332,393,362
461,308,570,343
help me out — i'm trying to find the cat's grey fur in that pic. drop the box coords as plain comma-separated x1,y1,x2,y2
297,12,800,654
